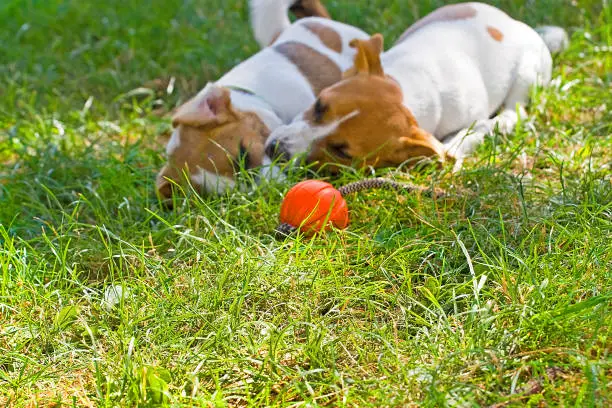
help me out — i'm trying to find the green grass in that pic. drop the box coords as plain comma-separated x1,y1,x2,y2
1,0,610,406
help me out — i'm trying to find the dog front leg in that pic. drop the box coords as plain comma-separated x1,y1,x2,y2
444,108,525,170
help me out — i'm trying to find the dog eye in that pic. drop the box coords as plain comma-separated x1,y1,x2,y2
313,99,328,123
328,142,352,160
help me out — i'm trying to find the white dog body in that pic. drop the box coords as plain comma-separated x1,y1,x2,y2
217,18,368,124
385,3,552,157
265,3,565,165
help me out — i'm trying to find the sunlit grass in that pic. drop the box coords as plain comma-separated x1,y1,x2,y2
0,0,610,406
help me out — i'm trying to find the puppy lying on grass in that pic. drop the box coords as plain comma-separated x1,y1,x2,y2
157,1,568,199
264,2,568,172
155,0,368,198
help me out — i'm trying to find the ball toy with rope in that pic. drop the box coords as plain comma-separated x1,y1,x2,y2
275,178,445,237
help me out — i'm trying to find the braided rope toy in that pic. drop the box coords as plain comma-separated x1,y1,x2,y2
275,178,444,237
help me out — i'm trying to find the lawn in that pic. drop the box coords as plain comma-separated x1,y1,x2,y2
0,0,610,406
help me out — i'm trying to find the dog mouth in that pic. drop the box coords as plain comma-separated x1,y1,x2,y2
264,140,291,163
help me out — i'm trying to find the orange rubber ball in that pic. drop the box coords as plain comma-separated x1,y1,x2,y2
279,180,349,235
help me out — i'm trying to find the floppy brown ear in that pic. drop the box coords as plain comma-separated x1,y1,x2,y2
398,127,447,162
348,34,385,76
172,85,231,128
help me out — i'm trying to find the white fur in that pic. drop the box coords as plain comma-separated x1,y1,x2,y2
250,0,295,47
266,110,360,157
268,2,566,164
166,129,180,155
216,17,367,124
382,3,553,148
259,156,286,182
535,26,570,54
274,19,368,66
227,88,283,131
217,1,367,127
191,167,236,194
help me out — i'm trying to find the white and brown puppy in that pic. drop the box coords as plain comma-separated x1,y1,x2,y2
156,0,368,198
265,2,567,171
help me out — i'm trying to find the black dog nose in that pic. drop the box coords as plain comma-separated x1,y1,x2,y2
265,141,289,162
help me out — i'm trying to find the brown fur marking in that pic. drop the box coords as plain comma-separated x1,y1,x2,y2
396,4,478,44
302,21,343,53
156,99,269,198
487,26,504,42
274,41,342,95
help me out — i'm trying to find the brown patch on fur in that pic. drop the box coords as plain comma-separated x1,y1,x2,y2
274,41,342,95
290,0,330,19
487,26,504,42
396,3,478,44
156,90,269,198
302,21,343,53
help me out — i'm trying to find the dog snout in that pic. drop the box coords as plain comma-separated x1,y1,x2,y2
265,140,290,162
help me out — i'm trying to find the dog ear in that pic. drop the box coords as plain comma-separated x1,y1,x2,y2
397,126,447,162
348,34,385,76
172,84,232,128
342,65,358,79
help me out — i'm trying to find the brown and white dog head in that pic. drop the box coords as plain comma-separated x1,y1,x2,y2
264,34,446,172
156,84,269,199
